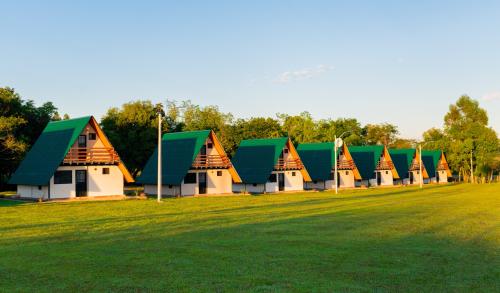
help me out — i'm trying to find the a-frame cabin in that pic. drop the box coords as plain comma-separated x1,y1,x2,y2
349,145,400,187
421,150,451,183
9,116,134,200
389,148,429,185
297,142,361,189
138,130,241,196
232,138,312,193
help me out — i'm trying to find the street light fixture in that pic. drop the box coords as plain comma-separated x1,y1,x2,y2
334,131,351,195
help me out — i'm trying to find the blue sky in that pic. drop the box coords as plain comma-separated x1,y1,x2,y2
1,0,499,138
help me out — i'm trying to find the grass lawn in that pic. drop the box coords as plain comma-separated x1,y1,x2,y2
0,184,498,292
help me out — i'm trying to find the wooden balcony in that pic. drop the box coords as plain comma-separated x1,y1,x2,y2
63,147,120,165
337,159,356,170
437,162,449,171
274,158,303,170
376,160,394,170
191,155,232,169
409,162,422,171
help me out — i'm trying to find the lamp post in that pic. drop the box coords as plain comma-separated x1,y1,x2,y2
155,103,164,203
334,131,351,195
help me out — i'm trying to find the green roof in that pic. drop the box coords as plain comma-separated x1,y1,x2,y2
348,145,385,179
9,116,92,185
231,138,288,184
389,149,416,179
297,143,335,181
137,130,211,185
422,150,441,177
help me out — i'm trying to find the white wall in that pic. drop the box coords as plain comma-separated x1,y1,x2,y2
369,170,393,186
233,183,266,193
284,170,303,191
145,169,233,196
338,170,355,188
49,165,124,199
17,185,49,199
438,170,448,183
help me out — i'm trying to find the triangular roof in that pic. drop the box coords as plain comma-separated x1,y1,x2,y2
348,145,385,179
297,142,362,181
349,145,399,179
421,150,442,177
137,130,241,185
232,137,311,184
389,149,415,179
297,142,334,181
9,116,133,185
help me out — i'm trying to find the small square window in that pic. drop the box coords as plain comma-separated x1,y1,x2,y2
207,143,213,149
184,173,197,184
252,183,257,187
217,171,223,176
291,172,296,176
283,149,289,154
88,133,97,140
313,180,318,184
102,168,110,175
168,185,173,188
345,171,349,175
268,174,277,183
385,171,389,175
38,185,42,190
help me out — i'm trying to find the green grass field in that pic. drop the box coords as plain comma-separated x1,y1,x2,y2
0,184,498,292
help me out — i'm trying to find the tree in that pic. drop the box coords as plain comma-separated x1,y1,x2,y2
422,95,499,181
101,100,167,177
278,112,317,144
226,117,283,155
0,87,60,188
362,123,399,145
315,118,364,145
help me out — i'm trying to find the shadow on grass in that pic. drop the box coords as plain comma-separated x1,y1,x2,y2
0,193,497,292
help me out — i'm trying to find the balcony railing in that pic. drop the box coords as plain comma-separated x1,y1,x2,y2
409,161,422,171
191,155,232,169
437,162,449,170
337,159,356,170
63,147,120,165
376,160,394,170
274,158,303,170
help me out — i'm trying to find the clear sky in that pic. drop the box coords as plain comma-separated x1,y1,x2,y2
1,0,499,138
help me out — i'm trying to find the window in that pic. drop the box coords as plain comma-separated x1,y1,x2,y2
54,170,72,184
184,173,197,184
207,143,213,149
102,168,110,175
217,171,223,177
268,173,277,182
283,148,289,154
345,171,349,175
38,185,42,190
291,172,296,176
385,171,389,175
88,133,97,140
329,173,335,180
252,183,257,187
168,185,173,188
313,180,318,184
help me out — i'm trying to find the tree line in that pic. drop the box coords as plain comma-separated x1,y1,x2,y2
1,86,499,188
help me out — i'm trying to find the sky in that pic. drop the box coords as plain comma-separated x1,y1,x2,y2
1,0,499,139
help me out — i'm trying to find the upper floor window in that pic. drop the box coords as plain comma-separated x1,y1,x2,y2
88,133,97,140
207,143,213,149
